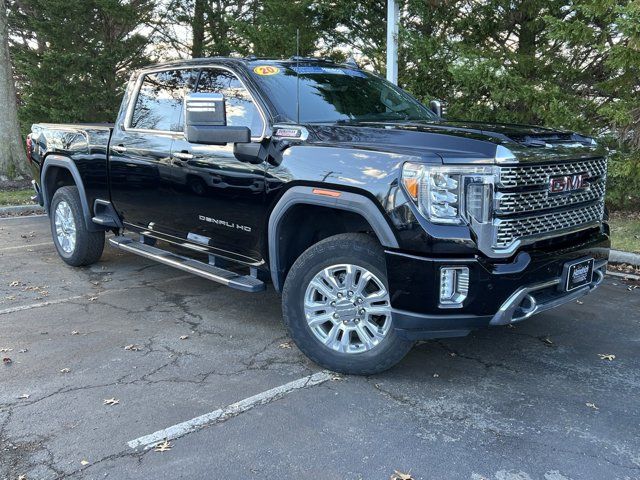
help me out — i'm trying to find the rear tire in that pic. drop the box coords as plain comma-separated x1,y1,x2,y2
282,233,413,375
50,186,104,267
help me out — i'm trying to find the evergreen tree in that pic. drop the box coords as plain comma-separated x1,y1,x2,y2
0,0,26,178
9,0,155,129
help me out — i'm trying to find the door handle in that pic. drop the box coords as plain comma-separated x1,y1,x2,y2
112,145,127,153
173,152,194,161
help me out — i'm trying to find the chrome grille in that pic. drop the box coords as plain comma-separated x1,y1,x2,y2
494,203,604,248
486,157,608,253
499,157,607,188
496,179,605,214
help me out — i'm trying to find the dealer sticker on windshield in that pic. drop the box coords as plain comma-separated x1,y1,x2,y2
253,65,280,76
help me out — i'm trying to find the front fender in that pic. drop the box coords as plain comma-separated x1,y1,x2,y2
267,185,399,292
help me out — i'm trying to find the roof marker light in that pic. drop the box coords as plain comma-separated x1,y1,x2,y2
312,189,341,198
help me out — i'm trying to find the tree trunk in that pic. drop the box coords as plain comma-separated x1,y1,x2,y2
192,0,205,58
0,0,26,179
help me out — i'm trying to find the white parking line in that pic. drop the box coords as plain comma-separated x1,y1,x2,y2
0,295,86,315
0,242,52,252
127,370,334,450
0,274,194,316
0,214,47,221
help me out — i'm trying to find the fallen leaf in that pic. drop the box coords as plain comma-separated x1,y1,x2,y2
18,394,30,399
391,470,413,480
331,374,343,381
80,460,89,466
598,354,615,361
179,335,189,340
71,331,80,335
18,475,27,480
154,439,172,452
103,398,120,406
60,368,71,373
19,349,28,353
507,324,516,329
542,337,554,345
278,342,292,349
0,348,12,353
449,352,456,357
433,373,439,378
3,357,12,365
88,296,97,302
586,402,599,410
124,344,142,351
9,281,20,287
576,300,584,305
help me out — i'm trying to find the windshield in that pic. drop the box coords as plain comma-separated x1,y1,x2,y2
250,64,436,124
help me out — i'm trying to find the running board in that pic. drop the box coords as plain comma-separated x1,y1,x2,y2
108,236,265,292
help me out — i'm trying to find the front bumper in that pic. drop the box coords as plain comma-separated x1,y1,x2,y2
386,228,610,340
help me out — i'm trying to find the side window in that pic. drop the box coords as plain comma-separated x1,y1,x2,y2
196,69,264,136
130,69,198,132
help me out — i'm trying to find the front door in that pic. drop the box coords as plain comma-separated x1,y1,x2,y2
168,67,269,265
110,69,198,233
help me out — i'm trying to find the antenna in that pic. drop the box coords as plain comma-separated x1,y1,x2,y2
296,28,301,125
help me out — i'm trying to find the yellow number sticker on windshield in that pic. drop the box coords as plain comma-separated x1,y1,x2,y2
253,65,280,76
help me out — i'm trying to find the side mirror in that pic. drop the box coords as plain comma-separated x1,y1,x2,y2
184,92,251,145
429,99,443,118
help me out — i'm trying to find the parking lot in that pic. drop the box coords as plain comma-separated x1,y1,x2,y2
1,214,639,480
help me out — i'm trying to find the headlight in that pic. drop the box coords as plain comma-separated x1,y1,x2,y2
402,163,496,225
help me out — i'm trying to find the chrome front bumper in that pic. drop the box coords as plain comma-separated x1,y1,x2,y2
490,259,607,325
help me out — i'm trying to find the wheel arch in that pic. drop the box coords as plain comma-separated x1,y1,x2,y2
268,186,399,292
41,154,99,232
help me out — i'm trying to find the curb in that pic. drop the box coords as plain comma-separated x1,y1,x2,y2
0,204,45,215
609,249,640,267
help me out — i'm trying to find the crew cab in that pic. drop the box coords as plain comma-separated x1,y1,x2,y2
27,57,610,374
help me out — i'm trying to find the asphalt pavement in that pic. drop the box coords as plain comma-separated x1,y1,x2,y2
1,215,639,480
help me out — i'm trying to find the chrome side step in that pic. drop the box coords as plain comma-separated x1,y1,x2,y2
108,236,265,293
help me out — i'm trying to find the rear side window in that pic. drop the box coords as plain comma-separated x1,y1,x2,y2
129,70,198,132
196,69,264,136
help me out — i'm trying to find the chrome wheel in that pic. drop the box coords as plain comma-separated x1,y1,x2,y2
304,264,392,354
54,200,76,254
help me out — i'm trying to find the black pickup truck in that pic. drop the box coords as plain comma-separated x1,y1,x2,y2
27,57,610,374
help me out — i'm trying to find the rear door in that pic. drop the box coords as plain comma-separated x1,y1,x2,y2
109,69,198,233
168,67,269,264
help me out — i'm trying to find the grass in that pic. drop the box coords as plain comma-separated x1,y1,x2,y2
0,188,34,206
609,212,640,254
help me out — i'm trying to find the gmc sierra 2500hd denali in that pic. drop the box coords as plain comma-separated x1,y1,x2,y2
28,57,610,374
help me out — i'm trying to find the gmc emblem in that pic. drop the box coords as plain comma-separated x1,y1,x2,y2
549,173,587,194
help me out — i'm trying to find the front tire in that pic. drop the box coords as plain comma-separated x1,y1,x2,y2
50,186,105,267
282,233,413,375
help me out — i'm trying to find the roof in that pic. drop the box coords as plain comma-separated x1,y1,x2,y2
136,56,357,73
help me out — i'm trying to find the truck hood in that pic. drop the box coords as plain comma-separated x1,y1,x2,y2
307,120,604,164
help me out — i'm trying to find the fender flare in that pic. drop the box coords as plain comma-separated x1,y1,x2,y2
41,154,100,232
267,186,399,292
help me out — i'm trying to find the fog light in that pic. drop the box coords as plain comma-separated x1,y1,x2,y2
439,267,469,308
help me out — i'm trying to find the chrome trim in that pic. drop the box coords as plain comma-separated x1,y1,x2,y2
490,259,607,325
123,65,268,141
172,152,194,160
108,236,265,292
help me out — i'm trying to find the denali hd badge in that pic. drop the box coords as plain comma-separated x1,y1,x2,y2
199,215,251,232
549,173,587,194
